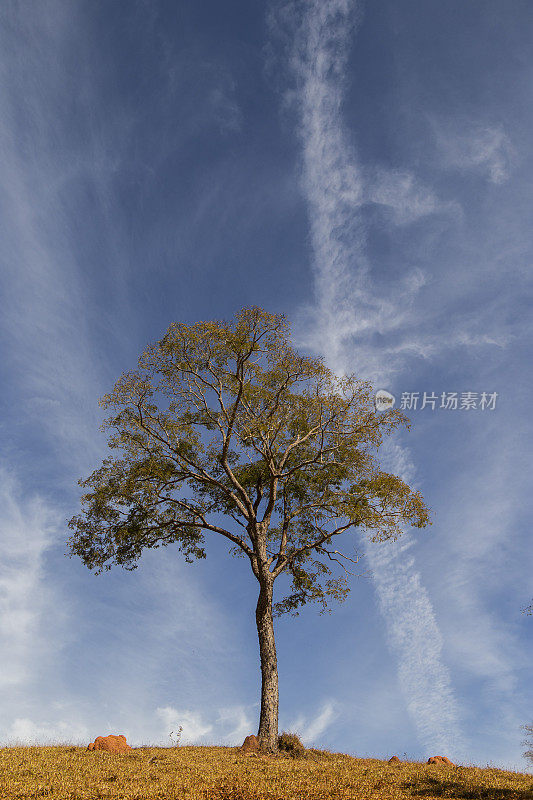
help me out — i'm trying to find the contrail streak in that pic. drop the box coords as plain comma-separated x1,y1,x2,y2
282,0,466,756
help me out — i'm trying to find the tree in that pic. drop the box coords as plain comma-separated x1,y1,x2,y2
65,306,431,755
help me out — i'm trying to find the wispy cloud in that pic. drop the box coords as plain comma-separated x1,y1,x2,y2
0,2,252,752
271,2,498,388
0,466,63,692
366,167,459,226
429,422,533,708
206,71,243,134
0,2,111,477
276,0,467,753
155,707,214,746
0,4,115,744
276,0,532,768
432,120,515,184
155,704,256,747
363,442,466,756
366,538,465,755
286,700,342,746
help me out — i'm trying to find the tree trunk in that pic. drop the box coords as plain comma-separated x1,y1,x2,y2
255,575,279,754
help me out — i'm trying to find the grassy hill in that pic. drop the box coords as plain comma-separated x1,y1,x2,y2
1,739,531,799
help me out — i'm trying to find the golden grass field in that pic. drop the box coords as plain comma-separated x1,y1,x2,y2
1,738,532,800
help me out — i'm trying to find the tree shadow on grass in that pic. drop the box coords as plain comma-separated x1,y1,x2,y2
404,776,533,799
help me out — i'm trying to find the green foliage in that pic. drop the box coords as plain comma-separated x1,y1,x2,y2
65,306,431,616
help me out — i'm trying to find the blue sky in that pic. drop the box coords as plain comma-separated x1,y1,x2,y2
0,0,532,773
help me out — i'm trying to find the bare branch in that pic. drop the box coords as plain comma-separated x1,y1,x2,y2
166,497,255,558
210,345,263,520
132,401,254,522
271,519,355,579
315,546,370,578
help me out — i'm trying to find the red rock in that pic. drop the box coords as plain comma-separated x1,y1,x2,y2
86,734,133,753
427,755,455,766
388,755,401,764
240,734,260,755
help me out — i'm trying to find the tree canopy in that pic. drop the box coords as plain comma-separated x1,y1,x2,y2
66,306,431,619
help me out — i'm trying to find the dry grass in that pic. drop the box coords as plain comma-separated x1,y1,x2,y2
0,738,531,800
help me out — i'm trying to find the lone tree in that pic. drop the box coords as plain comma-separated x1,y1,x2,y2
66,306,431,755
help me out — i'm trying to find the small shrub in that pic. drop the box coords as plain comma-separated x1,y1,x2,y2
277,731,306,759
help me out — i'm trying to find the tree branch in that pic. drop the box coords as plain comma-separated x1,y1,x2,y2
165,496,255,558
315,545,370,578
271,520,355,579
132,400,254,522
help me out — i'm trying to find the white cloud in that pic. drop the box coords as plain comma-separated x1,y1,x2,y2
282,0,466,754
3,717,91,748
0,4,253,754
432,121,515,184
271,2,501,388
362,441,466,756
0,465,70,697
155,706,214,745
286,700,342,746
214,706,254,744
0,3,110,476
429,424,533,704
366,167,460,225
